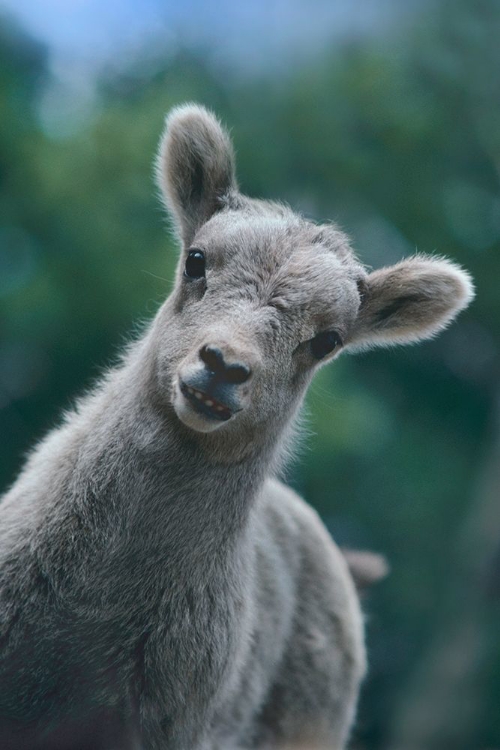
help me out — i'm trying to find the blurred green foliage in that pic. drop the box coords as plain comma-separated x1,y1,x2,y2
1,1,499,747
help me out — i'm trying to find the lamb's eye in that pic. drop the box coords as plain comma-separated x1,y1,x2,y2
310,330,343,360
184,250,205,279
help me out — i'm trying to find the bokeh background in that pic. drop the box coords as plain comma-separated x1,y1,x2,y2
0,1,499,747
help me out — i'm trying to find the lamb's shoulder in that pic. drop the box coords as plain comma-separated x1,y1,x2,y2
257,477,355,591
255,477,365,670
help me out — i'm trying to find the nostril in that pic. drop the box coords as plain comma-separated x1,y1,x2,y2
199,345,252,384
199,345,225,373
225,364,251,385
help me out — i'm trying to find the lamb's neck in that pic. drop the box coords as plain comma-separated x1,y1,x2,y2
67,340,284,577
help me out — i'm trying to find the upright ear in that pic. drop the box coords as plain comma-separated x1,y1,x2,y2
156,104,237,246
348,256,474,350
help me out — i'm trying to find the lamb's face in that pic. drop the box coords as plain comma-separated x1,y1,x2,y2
154,104,474,437
163,211,363,434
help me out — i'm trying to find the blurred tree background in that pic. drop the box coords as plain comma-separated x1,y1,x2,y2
0,0,499,747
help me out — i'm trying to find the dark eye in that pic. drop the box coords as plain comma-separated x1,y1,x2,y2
310,330,343,360
184,249,205,279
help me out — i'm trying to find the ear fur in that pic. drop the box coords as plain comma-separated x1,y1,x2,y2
156,104,237,246
348,255,474,350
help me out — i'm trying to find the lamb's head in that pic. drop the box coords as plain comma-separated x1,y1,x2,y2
154,104,474,441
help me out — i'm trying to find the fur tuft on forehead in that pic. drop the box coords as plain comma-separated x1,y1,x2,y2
204,195,363,269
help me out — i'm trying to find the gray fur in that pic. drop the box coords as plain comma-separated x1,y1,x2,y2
0,104,474,749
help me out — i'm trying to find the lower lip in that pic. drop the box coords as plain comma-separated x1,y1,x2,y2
180,382,233,422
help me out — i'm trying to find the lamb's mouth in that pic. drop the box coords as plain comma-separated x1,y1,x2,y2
180,382,233,422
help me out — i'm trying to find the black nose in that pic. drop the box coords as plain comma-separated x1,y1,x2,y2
199,345,251,385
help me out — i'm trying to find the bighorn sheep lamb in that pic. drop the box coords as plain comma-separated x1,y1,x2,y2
0,105,474,750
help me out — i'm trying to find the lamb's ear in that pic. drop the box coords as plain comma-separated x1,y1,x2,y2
156,104,237,246
348,256,474,350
